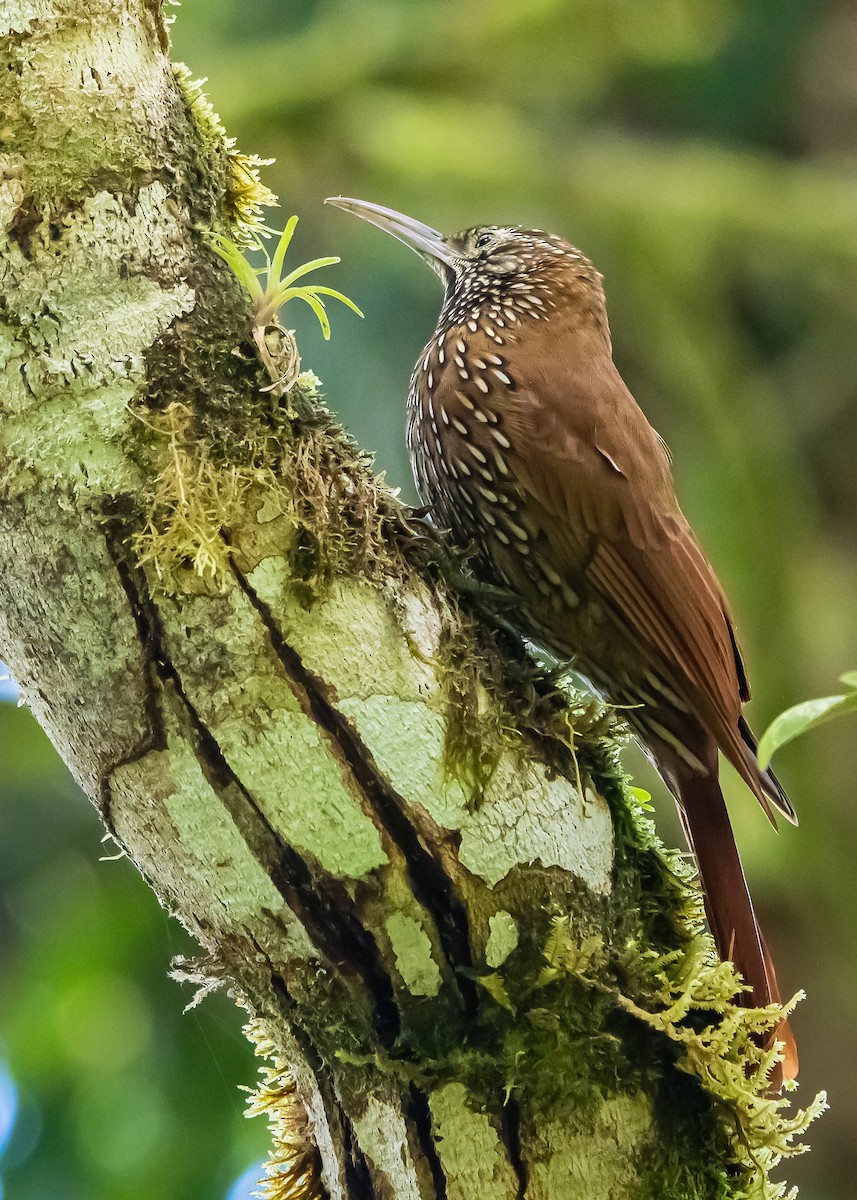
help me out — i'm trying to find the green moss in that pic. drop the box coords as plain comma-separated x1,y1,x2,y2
173,65,277,241
344,766,822,1198
134,363,417,600
435,595,625,820
435,612,513,802
503,815,827,1200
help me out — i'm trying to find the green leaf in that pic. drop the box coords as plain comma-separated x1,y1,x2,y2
206,233,264,299
628,785,654,811
838,671,857,690
304,285,364,318
279,256,341,289
475,972,513,1011
758,685,857,767
285,289,332,339
269,215,299,285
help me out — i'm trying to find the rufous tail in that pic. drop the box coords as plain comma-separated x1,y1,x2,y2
676,766,798,1087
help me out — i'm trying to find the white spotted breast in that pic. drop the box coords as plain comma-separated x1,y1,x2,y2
406,319,577,617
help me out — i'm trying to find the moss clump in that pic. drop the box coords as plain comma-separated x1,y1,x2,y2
459,772,826,1200
129,365,412,597
130,399,278,584
362,752,822,1198
173,64,277,241
435,609,515,804
619,946,826,1200
243,1018,325,1200
528,908,825,1197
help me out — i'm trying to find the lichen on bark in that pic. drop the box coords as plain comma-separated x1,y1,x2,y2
0,3,824,1199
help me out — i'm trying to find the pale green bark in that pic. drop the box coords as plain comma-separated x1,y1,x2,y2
0,4,821,1199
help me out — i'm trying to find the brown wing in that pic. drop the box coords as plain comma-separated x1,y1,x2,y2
439,318,771,811
424,319,763,801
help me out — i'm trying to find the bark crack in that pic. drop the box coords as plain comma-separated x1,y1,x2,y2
339,1105,381,1200
266,969,334,1200
230,558,478,1018
500,1096,529,1200
105,525,399,1045
97,526,172,833
405,1085,448,1200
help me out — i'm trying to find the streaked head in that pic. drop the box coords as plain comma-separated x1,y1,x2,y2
325,197,594,312
324,194,604,333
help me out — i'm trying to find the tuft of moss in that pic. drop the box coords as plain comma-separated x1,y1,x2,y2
435,608,514,804
243,1018,325,1200
173,64,277,240
129,399,279,586
487,788,827,1200
435,592,624,811
129,360,413,598
614,939,826,1200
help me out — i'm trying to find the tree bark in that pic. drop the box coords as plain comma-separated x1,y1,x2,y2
0,3,822,1198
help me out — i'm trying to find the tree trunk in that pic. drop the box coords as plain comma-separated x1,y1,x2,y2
0,3,822,1198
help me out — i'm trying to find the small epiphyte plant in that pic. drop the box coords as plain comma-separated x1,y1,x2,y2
207,216,362,391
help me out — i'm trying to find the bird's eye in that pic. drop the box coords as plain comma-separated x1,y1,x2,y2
474,232,493,250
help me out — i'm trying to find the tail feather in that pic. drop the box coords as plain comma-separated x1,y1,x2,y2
676,765,798,1085
737,716,798,826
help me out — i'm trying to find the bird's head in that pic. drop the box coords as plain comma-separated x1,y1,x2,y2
326,197,604,332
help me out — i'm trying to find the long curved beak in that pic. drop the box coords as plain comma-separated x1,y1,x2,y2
325,196,457,278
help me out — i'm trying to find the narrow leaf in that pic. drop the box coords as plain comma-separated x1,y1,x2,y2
304,285,364,318
270,215,299,286
279,256,341,289
207,235,264,299
284,290,331,339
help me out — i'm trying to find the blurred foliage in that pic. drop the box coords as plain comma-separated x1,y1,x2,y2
2,0,856,1196
0,707,269,1199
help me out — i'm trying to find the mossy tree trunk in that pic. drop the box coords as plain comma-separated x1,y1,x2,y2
0,3,820,1198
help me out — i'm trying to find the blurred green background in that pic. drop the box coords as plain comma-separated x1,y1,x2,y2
2,0,856,1196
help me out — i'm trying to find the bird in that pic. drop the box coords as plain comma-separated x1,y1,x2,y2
326,196,798,1082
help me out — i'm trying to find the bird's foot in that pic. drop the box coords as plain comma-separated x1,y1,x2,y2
431,548,521,636
395,507,521,636
391,504,436,548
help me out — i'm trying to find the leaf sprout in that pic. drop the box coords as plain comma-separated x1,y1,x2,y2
206,216,363,390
